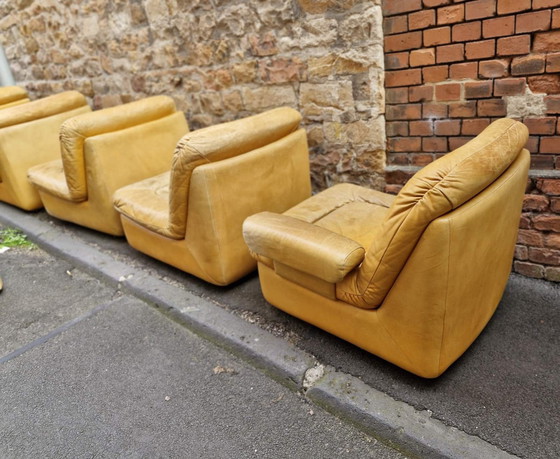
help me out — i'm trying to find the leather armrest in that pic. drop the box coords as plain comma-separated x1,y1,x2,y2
243,211,365,283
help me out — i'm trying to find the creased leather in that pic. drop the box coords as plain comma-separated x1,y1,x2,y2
337,118,529,308
168,107,302,238
59,95,178,201
0,86,28,109
243,211,365,283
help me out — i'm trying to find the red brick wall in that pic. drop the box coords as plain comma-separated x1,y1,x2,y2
382,0,560,282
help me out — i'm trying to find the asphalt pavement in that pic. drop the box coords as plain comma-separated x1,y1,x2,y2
0,202,558,458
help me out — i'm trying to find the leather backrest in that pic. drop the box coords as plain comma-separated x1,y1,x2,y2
337,118,529,308
0,91,86,129
0,86,28,106
60,95,177,201
167,107,302,238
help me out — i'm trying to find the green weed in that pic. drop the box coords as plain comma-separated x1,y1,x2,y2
0,227,36,249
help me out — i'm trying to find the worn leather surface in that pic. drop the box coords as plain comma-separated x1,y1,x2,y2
114,109,311,285
338,118,529,308
0,91,86,129
245,119,529,376
0,91,90,210
243,212,365,283
29,96,188,235
0,86,28,109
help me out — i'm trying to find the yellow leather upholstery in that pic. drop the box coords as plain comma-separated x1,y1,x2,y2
0,91,90,210
244,119,530,377
114,107,312,285
0,86,29,110
28,96,188,235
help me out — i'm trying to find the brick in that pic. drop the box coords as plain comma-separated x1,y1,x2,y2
386,87,409,104
528,75,560,94
435,82,461,100
423,26,451,46
494,78,527,96
465,80,493,98
518,228,545,246
465,40,495,60
523,117,557,135
435,119,461,135
531,154,555,169
546,52,560,72
410,48,436,67
497,35,531,56
449,101,477,117
545,267,560,282
533,0,560,8
465,0,496,20
546,232,560,249
540,136,560,153
545,96,560,113
387,153,410,165
437,4,465,24
511,55,546,76
385,184,403,194
388,137,422,152
523,194,550,212
385,52,409,70
479,59,509,78
450,136,474,150
384,0,422,16
520,213,532,229
452,21,482,42
551,197,560,213
497,0,531,14
385,31,423,52
386,168,415,184
423,136,448,151
516,10,551,33
534,31,560,52
409,85,434,102
383,16,408,35
533,214,560,231
526,136,540,153
386,68,422,87
482,16,515,38
423,102,448,118
513,261,545,278
436,43,464,63
411,153,435,166
409,9,436,30
538,178,560,195
450,62,478,79
462,118,490,135
410,120,434,136
529,247,560,265
387,121,409,136
514,244,529,260
422,65,449,83
423,0,451,7
553,8,560,28
478,98,506,116
386,103,422,120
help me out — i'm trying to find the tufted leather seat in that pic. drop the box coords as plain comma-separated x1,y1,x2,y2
113,107,312,286
0,86,29,110
28,96,188,235
243,119,530,377
0,91,90,210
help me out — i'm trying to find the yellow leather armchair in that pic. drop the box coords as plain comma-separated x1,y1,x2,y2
114,107,312,286
0,91,90,210
243,119,530,378
0,86,29,109
28,96,188,235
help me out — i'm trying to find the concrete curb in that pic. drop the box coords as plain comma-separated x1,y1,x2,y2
0,203,517,458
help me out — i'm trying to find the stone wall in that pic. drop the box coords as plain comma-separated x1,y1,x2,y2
0,0,386,191
382,0,560,282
